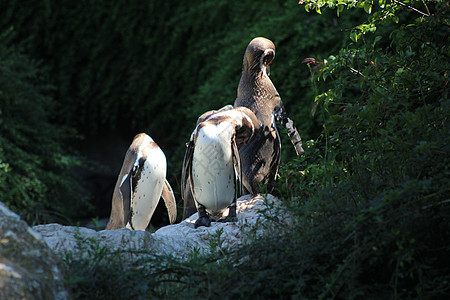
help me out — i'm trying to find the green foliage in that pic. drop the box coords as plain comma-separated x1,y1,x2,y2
65,1,448,298
0,30,91,224
275,0,450,297
63,227,237,299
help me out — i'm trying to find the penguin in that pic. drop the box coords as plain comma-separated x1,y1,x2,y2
181,106,259,227
106,133,177,231
182,105,234,219
234,37,304,195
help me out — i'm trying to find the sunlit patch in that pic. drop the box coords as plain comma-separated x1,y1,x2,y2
0,263,22,279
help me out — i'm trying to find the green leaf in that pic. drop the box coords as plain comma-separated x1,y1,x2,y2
311,101,319,117
372,35,382,47
350,30,360,42
363,3,372,14
337,4,344,16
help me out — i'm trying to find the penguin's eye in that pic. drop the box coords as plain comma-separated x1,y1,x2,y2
263,50,274,66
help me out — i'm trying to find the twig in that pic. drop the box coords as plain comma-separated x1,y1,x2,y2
346,65,366,78
392,0,430,17
421,0,430,16
422,199,450,210
405,26,450,58
343,63,391,93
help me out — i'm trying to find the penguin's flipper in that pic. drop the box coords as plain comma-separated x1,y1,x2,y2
182,181,197,219
181,140,193,197
221,136,239,224
182,140,197,219
161,179,177,224
231,136,243,197
274,103,304,155
119,167,134,228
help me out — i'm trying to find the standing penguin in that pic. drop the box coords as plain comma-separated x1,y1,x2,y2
234,37,304,195
182,105,233,219
182,106,259,227
106,133,177,231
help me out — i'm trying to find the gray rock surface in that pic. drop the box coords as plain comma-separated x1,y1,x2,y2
33,194,290,261
0,202,70,300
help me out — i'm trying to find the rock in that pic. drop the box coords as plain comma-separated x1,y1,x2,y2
153,194,290,256
33,194,291,262
31,224,163,263
0,202,70,300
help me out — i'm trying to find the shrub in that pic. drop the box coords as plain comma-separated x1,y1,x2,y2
0,29,91,224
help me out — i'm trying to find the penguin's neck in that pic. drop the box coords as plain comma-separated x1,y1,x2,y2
236,70,279,125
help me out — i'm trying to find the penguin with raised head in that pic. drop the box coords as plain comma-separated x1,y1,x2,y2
234,37,304,195
106,133,177,230
182,106,259,227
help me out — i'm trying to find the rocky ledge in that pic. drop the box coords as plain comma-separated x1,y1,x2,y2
33,194,291,262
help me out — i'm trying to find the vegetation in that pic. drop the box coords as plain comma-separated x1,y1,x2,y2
1,0,449,298
0,30,90,224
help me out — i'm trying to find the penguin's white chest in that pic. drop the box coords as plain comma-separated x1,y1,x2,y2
192,125,235,214
127,148,166,230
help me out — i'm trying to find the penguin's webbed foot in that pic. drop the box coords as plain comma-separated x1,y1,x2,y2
217,215,238,223
195,215,211,228
217,205,238,223
195,204,211,228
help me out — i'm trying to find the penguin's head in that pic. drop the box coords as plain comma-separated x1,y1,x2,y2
237,37,281,123
243,37,276,76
